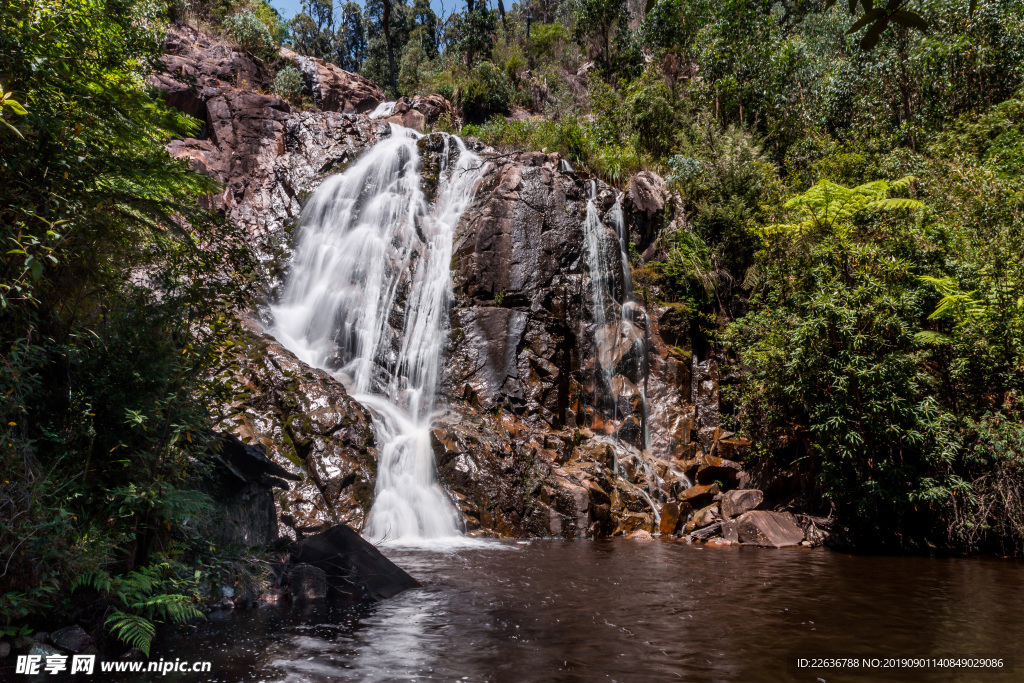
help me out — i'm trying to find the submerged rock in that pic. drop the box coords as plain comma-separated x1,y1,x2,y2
287,564,328,601
290,525,420,601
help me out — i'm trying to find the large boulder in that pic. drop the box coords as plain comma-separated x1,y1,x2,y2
627,171,666,219
386,95,455,131
735,510,805,548
48,626,92,654
721,489,763,519
290,525,420,601
221,320,378,540
279,48,384,114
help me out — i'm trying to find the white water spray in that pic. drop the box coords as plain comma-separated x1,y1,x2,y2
271,124,487,544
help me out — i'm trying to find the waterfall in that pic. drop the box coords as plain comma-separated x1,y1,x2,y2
369,100,397,118
581,183,649,450
271,124,487,544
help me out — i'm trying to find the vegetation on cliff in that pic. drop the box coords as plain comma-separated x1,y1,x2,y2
257,0,1023,553
0,0,259,654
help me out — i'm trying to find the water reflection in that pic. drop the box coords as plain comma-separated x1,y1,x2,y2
145,540,1023,682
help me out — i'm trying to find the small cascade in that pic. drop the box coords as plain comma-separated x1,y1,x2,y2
581,181,663,525
369,100,397,118
582,180,613,396
271,124,487,544
581,183,650,450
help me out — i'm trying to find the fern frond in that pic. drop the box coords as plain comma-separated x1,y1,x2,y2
918,275,961,296
105,610,157,656
888,175,916,193
742,264,762,290
136,593,204,624
914,331,953,346
930,292,985,320
850,180,890,200
867,198,925,212
73,570,113,594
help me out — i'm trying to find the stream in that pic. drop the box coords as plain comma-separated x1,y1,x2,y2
145,540,1022,682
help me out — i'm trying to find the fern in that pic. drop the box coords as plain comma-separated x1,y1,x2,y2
914,330,954,346
919,276,987,320
73,570,113,594
867,197,926,212
73,562,205,656
777,176,923,236
105,610,157,656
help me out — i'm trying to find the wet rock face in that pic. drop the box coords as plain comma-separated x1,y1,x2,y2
155,27,384,260
445,153,591,427
220,320,378,540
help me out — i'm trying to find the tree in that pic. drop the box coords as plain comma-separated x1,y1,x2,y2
573,0,628,69
336,2,368,71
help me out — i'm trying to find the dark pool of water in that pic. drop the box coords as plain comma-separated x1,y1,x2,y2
144,540,1022,682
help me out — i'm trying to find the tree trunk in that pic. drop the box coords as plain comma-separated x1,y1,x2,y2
497,0,507,33
383,0,397,93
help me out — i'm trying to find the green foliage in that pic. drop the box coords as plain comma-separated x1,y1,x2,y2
456,62,515,122
274,65,306,103
0,0,256,636
224,9,276,58
78,563,204,656
0,82,27,139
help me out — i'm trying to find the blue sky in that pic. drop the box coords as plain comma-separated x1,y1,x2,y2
268,0,468,21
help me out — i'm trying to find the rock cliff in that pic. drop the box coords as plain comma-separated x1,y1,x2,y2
154,24,824,547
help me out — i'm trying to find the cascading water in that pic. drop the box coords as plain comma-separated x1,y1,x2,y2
369,100,397,118
271,124,487,544
581,181,662,518
581,183,649,449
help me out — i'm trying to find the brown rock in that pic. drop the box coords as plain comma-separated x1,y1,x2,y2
659,501,682,535
684,503,719,534
721,518,739,543
678,483,720,507
705,537,734,547
689,521,722,540
736,510,805,548
627,171,666,218
620,512,654,535
720,489,763,519
279,48,383,114
627,529,654,540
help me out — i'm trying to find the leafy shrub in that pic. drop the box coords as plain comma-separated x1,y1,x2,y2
458,62,515,122
224,9,275,58
274,66,305,103
527,22,570,63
